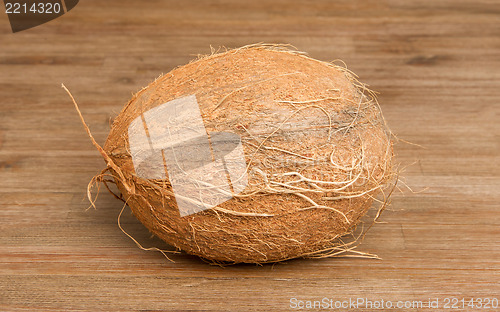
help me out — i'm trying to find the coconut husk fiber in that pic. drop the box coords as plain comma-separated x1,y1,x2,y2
69,44,396,264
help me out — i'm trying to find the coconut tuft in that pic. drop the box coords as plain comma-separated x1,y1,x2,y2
68,44,397,264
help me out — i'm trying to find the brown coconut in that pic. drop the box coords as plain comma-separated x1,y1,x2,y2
76,45,395,263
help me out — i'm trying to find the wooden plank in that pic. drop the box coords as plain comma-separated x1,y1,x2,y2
1,0,499,311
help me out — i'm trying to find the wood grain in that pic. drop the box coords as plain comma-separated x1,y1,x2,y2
1,0,499,311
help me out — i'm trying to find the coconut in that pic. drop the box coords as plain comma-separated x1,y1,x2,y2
69,44,395,264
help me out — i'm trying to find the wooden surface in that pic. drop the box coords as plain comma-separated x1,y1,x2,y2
1,1,499,311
